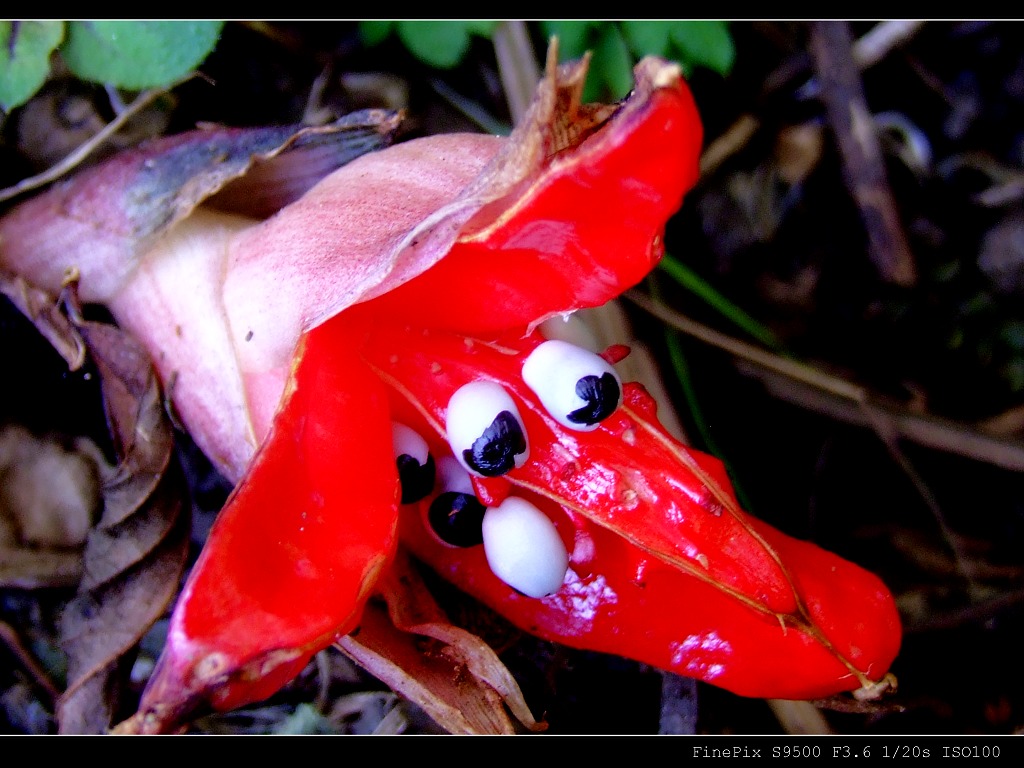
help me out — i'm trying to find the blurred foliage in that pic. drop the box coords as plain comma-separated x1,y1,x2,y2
359,20,735,101
359,21,500,69
542,20,735,99
0,21,224,113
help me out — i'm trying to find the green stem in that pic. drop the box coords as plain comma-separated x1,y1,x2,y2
658,253,784,352
663,327,755,512
650,274,755,511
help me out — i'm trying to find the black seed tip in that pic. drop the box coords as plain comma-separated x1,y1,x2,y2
428,491,486,547
397,452,436,504
463,410,527,477
568,373,620,425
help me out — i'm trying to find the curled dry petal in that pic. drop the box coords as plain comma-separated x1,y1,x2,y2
337,549,545,734
0,112,403,479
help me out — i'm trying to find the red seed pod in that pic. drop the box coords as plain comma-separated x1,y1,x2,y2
367,323,901,700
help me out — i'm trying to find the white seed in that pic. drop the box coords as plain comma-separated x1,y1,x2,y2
392,422,435,504
537,312,599,351
446,381,529,477
392,422,430,465
522,339,622,431
482,497,569,598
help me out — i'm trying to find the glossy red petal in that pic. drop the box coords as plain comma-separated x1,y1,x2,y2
357,58,702,335
133,317,399,730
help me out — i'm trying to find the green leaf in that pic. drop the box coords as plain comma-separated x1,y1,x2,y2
395,20,495,69
0,20,64,112
539,20,601,61
620,21,672,58
669,20,735,76
592,24,634,100
60,21,223,90
359,20,395,47
462,20,500,37
659,253,784,351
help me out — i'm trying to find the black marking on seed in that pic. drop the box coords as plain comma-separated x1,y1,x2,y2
397,452,436,504
428,491,486,547
568,373,620,425
463,410,526,477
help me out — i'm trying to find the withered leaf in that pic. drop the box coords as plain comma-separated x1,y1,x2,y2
337,549,544,735
0,269,86,371
77,321,171,494
339,602,517,735
0,546,83,590
58,500,189,733
56,315,190,734
0,425,101,589
79,475,184,592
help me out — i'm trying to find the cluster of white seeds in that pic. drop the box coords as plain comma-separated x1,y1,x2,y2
393,341,624,598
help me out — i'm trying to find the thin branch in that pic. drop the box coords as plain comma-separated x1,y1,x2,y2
699,113,760,179
0,620,60,704
625,289,1024,473
492,20,541,126
0,80,189,205
428,79,509,136
857,403,983,590
700,21,927,183
808,20,916,285
853,19,927,68
906,585,1024,633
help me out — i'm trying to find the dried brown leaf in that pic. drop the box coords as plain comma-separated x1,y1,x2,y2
0,545,82,589
76,321,171,482
58,501,189,733
337,549,544,735
0,425,102,589
0,271,85,370
0,425,101,549
55,317,190,733
339,603,517,735
80,478,184,593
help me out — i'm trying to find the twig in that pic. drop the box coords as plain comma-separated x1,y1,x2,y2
492,21,541,125
768,699,832,735
428,79,509,136
103,84,129,116
906,585,1024,633
624,289,1024,473
314,649,332,711
0,620,60,704
699,114,760,179
302,62,335,126
658,672,697,735
857,403,983,590
700,21,926,182
853,20,926,68
628,289,993,591
808,21,917,285
0,81,186,205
